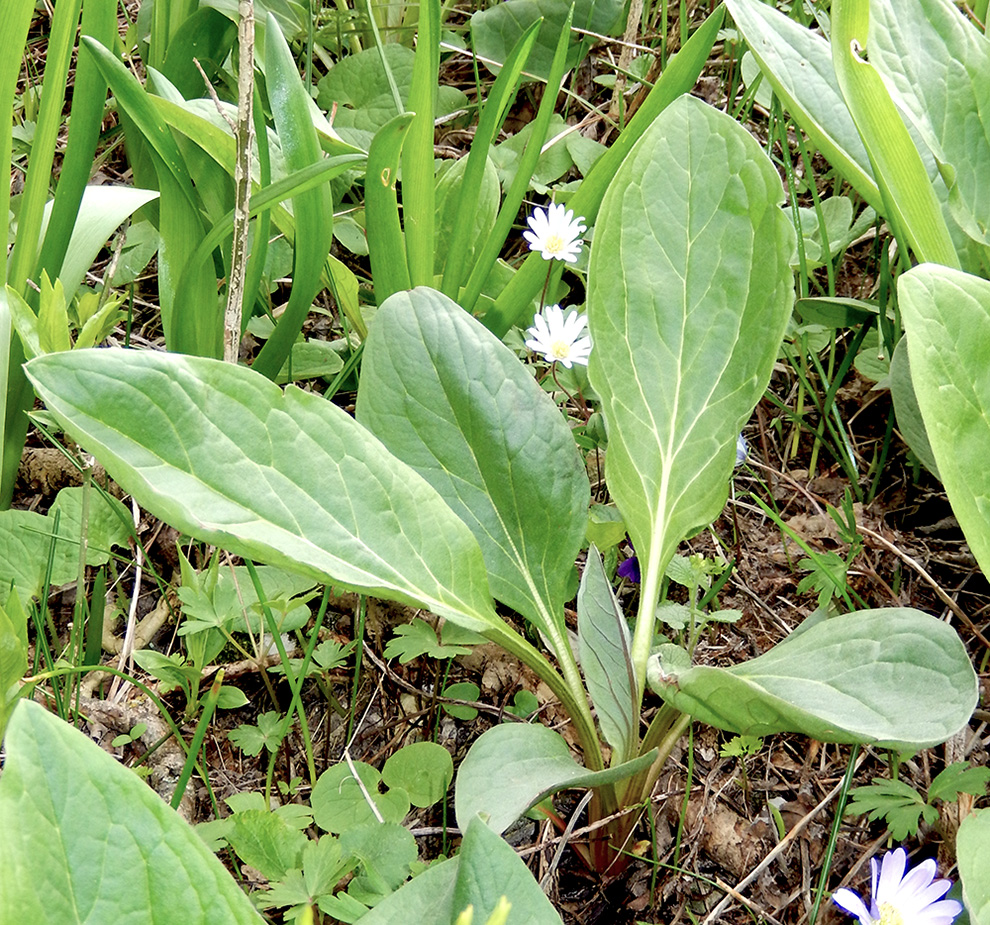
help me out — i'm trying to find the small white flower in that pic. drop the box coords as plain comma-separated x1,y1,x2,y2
525,305,592,368
832,847,962,925
523,203,587,263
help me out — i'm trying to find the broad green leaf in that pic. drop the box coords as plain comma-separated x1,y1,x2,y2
450,818,562,925
227,810,308,881
576,546,636,758
315,44,468,153
725,0,881,210
646,607,977,750
899,265,990,576
469,0,623,82
868,0,990,247
382,741,453,808
587,93,795,686
0,700,265,923
454,723,656,834
25,349,499,633
339,823,418,904
312,763,409,834
0,487,130,605
484,7,724,336
959,809,990,925
358,817,563,925
357,288,590,652
0,595,29,737
831,0,958,266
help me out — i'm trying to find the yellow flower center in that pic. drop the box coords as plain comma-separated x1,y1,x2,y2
877,902,904,925
549,339,571,360
545,233,565,254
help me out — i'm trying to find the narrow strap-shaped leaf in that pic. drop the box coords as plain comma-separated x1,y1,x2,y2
252,14,334,379
401,0,441,287
366,113,416,302
37,0,117,283
7,0,83,292
459,4,575,315
0,0,34,286
440,18,542,299
831,0,959,266
577,547,637,760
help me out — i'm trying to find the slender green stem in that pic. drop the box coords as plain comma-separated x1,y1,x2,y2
171,668,224,810
809,744,861,925
245,561,318,785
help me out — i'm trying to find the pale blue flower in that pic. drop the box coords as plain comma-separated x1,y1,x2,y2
832,848,962,925
736,433,748,467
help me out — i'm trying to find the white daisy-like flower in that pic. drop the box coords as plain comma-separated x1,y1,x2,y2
523,203,587,263
832,847,962,925
525,304,592,368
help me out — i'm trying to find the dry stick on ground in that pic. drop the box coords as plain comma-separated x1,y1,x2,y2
856,522,990,648
195,1,255,363
224,0,255,363
700,752,867,925
607,0,646,123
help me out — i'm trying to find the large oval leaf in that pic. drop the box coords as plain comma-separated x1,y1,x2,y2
454,723,655,834
587,93,795,679
25,349,497,631
868,0,990,248
959,809,990,925
646,607,977,750
357,287,589,646
0,701,264,923
899,265,990,578
725,0,880,211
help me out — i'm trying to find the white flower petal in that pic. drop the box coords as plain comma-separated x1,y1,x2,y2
832,889,873,925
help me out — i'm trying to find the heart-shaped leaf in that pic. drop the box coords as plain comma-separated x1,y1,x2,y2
646,607,977,750
25,349,498,633
0,701,264,923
